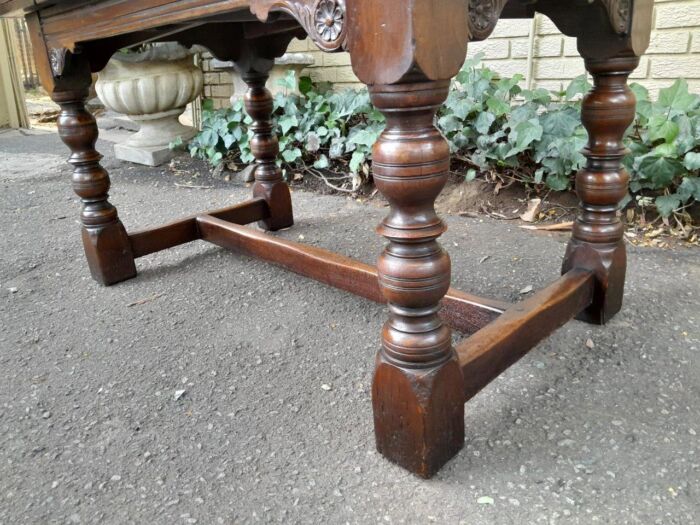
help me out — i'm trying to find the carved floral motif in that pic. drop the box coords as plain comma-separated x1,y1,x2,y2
468,0,507,41
49,48,69,77
315,0,343,42
251,0,346,52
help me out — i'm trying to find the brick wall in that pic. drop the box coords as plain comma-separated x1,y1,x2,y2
203,0,700,104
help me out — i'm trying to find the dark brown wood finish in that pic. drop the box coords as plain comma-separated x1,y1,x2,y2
368,80,466,478
51,54,136,285
562,55,639,324
129,198,269,258
196,214,506,334
458,269,595,401
3,0,654,479
236,38,295,231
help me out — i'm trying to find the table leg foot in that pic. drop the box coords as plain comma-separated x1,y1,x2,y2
562,55,639,325
373,352,464,478
369,80,464,478
242,70,293,231
53,84,136,286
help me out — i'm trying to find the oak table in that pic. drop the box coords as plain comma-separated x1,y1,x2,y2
1,0,653,478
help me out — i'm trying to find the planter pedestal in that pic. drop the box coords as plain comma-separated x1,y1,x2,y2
95,44,203,167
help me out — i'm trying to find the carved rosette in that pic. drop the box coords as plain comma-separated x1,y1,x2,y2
468,0,507,41
601,0,632,34
251,0,347,52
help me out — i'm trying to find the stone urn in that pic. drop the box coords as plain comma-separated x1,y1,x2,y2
95,43,203,166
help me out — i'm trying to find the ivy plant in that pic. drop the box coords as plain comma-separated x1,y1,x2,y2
186,58,700,218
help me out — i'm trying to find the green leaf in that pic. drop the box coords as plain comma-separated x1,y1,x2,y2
348,125,383,147
298,76,314,96
199,129,219,148
475,112,496,134
210,151,223,166
636,155,684,189
684,152,700,171
313,154,330,169
276,70,297,91
546,172,571,191
655,195,682,217
647,115,680,143
486,96,510,117
466,169,477,182
657,79,698,113
629,83,649,103
439,115,464,134
565,74,592,101
349,151,366,174
281,147,302,163
201,98,215,112
508,119,543,155
677,176,700,201
541,108,581,137
278,114,299,134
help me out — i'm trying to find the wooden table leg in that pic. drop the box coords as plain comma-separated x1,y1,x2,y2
562,55,639,324
369,81,465,478
237,45,294,232
51,56,136,286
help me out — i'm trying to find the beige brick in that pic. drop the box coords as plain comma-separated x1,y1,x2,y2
492,18,532,38
650,55,700,78
563,37,580,57
509,38,531,59
692,30,700,52
655,4,700,29
286,38,309,53
534,36,563,58
322,52,352,67
203,86,212,97
630,57,650,79
212,98,230,110
534,80,566,93
538,16,562,36
204,72,221,85
334,66,360,83
687,80,700,94
334,82,364,91
309,68,337,83
483,59,528,78
646,31,690,53
210,84,232,98
468,39,509,59
535,57,586,79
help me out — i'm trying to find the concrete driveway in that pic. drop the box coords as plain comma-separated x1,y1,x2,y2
1,129,698,524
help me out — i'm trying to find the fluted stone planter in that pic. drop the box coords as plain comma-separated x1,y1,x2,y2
96,43,203,166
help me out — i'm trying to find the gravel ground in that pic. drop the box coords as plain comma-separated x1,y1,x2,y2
1,128,699,524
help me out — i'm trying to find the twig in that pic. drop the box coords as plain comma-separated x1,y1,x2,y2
520,221,574,232
302,166,357,193
175,183,213,189
127,293,164,307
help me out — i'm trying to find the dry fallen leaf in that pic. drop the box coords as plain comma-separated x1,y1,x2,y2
585,338,595,349
520,198,542,223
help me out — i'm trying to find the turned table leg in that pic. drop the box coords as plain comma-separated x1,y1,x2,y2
53,87,136,286
242,71,294,231
562,55,639,324
369,81,465,478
